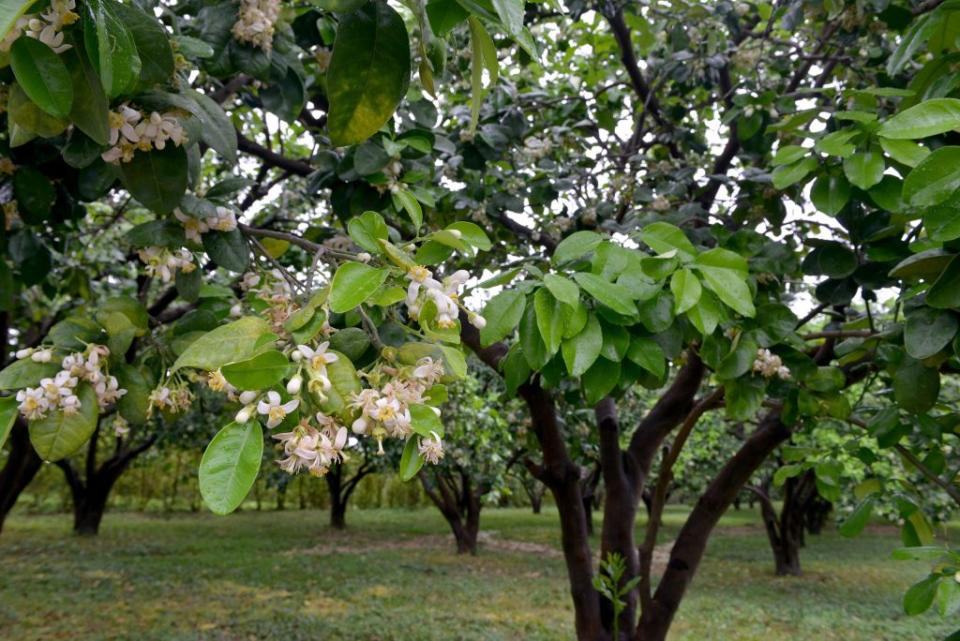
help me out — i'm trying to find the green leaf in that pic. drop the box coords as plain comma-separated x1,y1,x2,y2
928,255,960,309
878,98,960,139
446,221,491,251
880,138,929,167
810,175,851,216
891,546,948,561
839,496,875,537
694,248,755,318
842,149,885,190
904,575,939,616
626,336,665,378
801,242,858,278
0,396,18,450
83,0,141,97
327,2,410,146
771,157,818,189
534,288,563,355
670,268,702,314
111,1,175,87
491,0,523,36
686,289,721,336
28,384,98,461
0,0,38,45
562,313,602,377
640,222,697,262
187,89,239,165
348,211,389,254
119,146,189,215
329,327,371,361
10,37,73,119
466,16,497,132
937,575,960,616
62,45,110,145
114,364,152,426
0,359,60,390
426,0,469,36
894,357,940,414
316,351,362,417
410,403,443,438
199,422,263,515
905,308,958,359
572,272,637,316
519,302,549,370
329,262,390,313
203,229,250,272
221,350,290,390
924,192,960,241
6,82,67,141
392,188,423,229
172,317,273,372
771,145,808,166
889,249,953,281
903,146,960,207
814,129,857,157
399,436,424,481
582,358,620,405
479,289,526,346
543,274,580,306
13,167,55,223
553,231,602,265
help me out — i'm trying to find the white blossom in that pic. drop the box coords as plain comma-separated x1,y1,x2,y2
257,391,299,428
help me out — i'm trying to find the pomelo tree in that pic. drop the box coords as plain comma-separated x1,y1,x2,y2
2,0,960,639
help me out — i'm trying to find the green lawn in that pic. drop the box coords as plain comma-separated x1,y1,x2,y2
0,506,949,640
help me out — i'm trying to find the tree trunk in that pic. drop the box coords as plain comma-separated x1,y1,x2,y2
326,463,346,529
0,419,43,534
73,481,112,536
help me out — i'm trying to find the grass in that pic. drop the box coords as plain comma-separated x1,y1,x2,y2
0,505,950,640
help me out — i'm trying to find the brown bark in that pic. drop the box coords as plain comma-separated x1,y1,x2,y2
419,468,483,554
749,469,821,576
324,459,373,530
0,419,43,534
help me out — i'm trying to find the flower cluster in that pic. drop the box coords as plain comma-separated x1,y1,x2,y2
148,384,193,414
0,0,78,54
15,345,126,420
291,342,338,392
406,266,477,329
101,106,188,164
174,206,238,244
418,431,444,464
350,357,445,452
240,270,310,332
231,0,281,51
273,413,348,476
138,246,196,283
752,348,791,380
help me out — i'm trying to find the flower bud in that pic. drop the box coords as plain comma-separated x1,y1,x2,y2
238,390,258,405
357,252,372,263
286,375,303,395
15,348,33,359
468,313,487,329
235,405,253,424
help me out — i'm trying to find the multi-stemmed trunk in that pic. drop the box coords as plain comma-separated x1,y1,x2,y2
419,468,484,555
0,419,44,534
56,423,156,536
748,469,823,576
324,459,374,530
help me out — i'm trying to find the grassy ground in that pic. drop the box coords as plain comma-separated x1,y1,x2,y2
0,505,949,640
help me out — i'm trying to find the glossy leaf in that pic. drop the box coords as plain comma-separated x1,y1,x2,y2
479,289,526,346
904,308,958,359
28,384,98,461
172,317,272,372
119,146,189,215
199,422,263,515
572,272,637,316
221,350,290,390
670,268,702,314
553,231,602,265
878,98,960,139
329,262,389,313
903,146,960,207
10,37,73,119
327,2,410,146
562,312,602,377
399,437,424,481
0,396,18,451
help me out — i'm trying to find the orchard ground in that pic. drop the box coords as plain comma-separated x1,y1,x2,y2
0,506,948,641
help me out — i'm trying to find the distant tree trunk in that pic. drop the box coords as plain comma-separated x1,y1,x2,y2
56,423,156,536
419,468,485,554
522,478,546,514
747,469,819,576
276,483,287,510
0,418,43,534
324,459,374,530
